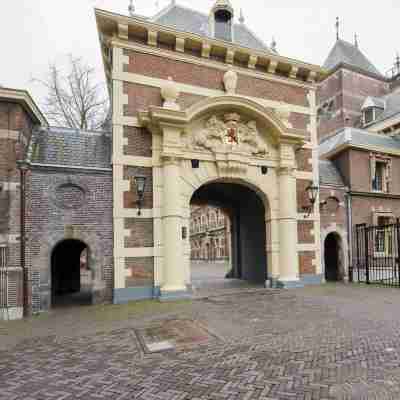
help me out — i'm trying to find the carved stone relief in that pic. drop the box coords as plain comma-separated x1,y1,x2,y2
191,113,268,157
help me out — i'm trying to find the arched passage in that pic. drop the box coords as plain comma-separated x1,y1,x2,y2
190,181,267,287
324,233,343,282
51,239,92,307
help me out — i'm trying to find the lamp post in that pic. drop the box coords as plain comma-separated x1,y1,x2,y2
132,175,147,216
303,184,319,218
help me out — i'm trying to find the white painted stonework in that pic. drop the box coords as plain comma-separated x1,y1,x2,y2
135,94,308,295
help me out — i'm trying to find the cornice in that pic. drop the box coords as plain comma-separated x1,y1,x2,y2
349,190,400,200
0,87,48,126
95,8,326,86
323,62,388,83
322,142,400,160
111,39,319,92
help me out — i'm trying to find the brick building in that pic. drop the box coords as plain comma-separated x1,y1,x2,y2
190,205,230,262
317,35,400,282
3,0,400,319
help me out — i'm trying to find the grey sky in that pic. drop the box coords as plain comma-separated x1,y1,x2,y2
1,0,399,107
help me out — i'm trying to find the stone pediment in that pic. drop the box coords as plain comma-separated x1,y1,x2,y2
189,113,268,157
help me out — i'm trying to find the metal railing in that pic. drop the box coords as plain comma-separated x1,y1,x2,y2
351,221,400,286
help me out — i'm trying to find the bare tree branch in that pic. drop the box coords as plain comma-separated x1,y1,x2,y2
32,56,109,131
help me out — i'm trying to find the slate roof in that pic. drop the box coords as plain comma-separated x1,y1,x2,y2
152,3,270,52
319,127,400,157
323,39,382,76
319,160,344,186
368,91,400,126
30,127,111,169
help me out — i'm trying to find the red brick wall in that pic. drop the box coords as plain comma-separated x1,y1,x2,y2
124,219,154,248
297,221,314,243
123,126,152,157
320,186,347,233
123,82,162,117
296,179,312,213
317,69,388,142
296,148,312,172
123,50,310,108
123,166,153,209
351,197,400,226
299,251,316,275
125,257,154,287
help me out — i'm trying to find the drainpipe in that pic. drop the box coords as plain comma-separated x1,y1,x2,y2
346,188,352,281
19,161,28,317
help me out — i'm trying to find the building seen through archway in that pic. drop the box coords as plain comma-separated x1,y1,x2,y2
51,239,93,307
189,181,267,290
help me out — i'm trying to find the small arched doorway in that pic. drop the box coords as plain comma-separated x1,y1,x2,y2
324,233,342,282
51,239,92,307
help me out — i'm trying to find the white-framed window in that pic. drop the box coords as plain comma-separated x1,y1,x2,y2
0,246,8,268
370,153,391,193
375,216,393,256
364,107,375,125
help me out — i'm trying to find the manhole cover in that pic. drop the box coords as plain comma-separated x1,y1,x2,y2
135,319,220,353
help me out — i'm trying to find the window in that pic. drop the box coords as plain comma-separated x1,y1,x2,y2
214,9,233,41
375,216,393,255
0,246,8,268
370,154,391,193
372,161,385,191
364,107,374,125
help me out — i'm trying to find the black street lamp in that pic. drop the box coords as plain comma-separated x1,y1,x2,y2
303,184,319,218
133,175,147,216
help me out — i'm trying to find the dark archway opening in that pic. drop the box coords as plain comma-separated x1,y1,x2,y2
324,233,341,282
51,239,92,307
190,182,267,289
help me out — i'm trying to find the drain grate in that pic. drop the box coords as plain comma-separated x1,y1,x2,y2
135,319,220,353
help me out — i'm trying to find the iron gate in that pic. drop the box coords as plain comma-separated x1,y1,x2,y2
351,220,400,286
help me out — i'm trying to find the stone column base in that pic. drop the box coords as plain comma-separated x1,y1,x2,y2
272,279,304,289
159,287,192,302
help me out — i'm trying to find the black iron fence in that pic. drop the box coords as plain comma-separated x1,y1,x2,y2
351,220,400,286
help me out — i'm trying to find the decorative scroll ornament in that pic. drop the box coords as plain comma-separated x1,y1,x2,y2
193,113,268,156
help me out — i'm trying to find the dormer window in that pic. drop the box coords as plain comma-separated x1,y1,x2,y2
362,96,385,126
215,9,233,41
364,107,375,125
210,0,234,42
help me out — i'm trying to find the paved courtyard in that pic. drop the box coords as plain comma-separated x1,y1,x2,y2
2,284,400,399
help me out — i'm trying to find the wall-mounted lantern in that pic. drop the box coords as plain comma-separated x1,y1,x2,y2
261,166,268,175
303,184,319,218
132,175,147,216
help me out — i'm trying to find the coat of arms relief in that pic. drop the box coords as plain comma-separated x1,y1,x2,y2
191,113,268,157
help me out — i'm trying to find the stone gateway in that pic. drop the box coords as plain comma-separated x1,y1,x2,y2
5,0,400,317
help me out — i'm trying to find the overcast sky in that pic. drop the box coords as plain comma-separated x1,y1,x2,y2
1,0,399,106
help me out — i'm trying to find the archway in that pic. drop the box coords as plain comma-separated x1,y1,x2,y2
51,239,92,307
190,181,267,289
324,233,343,282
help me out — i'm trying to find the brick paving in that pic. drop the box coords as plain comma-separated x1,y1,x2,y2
2,284,400,399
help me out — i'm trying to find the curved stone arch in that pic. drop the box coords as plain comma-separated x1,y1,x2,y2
185,95,290,143
44,228,106,306
180,164,276,285
320,225,349,282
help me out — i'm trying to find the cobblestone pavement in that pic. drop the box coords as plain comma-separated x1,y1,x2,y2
3,284,400,399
